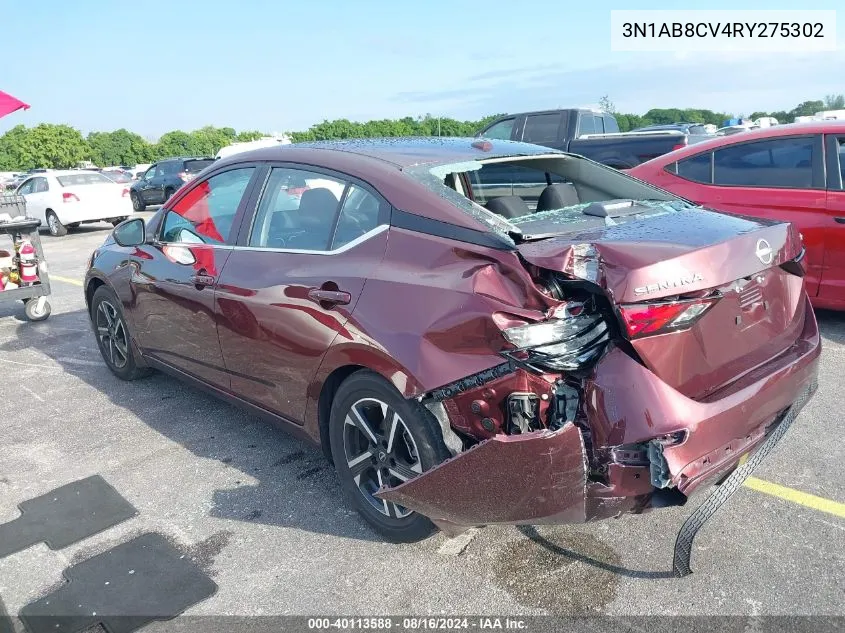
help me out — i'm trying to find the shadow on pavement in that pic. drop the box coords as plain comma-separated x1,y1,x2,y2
1,308,382,543
815,309,845,346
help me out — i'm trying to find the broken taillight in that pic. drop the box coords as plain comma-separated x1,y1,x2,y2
501,305,610,371
618,297,718,339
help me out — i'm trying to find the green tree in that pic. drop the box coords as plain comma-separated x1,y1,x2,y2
0,124,88,169
87,128,153,166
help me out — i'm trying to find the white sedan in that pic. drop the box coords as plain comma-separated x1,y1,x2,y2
15,170,133,236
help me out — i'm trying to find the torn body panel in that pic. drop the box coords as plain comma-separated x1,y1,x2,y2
373,298,819,530
375,423,588,526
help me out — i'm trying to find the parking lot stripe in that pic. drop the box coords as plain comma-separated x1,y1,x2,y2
51,275,83,286
744,476,845,518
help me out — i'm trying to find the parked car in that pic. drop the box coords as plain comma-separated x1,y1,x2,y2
628,121,845,310
101,169,134,185
128,157,214,211
85,138,819,543
16,170,132,236
477,109,697,169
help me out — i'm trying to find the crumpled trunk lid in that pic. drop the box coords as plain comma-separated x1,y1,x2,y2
516,206,806,399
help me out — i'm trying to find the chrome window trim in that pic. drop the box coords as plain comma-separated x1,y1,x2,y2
233,223,388,255
156,223,388,255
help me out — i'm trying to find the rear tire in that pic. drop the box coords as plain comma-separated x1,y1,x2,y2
46,210,67,236
329,370,451,542
90,285,152,381
130,191,145,212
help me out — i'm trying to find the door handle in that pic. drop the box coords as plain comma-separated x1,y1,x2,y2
190,272,215,288
834,217,845,224
307,288,351,307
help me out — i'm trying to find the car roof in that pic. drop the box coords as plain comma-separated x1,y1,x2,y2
226,137,563,169
642,120,845,166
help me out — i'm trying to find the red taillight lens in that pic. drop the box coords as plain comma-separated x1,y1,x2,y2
121,188,129,197
62,192,79,203
619,298,718,338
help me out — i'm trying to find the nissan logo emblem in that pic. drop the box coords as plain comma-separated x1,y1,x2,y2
755,239,773,265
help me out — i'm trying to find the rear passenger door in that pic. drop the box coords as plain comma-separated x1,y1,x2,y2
707,135,826,297
519,112,565,150
215,165,390,423
821,134,845,307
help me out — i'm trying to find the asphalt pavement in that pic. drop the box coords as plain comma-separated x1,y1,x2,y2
0,220,842,628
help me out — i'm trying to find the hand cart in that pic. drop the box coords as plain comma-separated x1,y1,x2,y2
0,193,52,321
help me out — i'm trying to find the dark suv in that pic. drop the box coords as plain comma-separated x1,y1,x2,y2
129,157,214,211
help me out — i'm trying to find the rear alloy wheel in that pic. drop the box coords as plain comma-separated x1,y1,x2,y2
46,210,67,236
91,285,151,381
329,371,451,542
130,191,145,212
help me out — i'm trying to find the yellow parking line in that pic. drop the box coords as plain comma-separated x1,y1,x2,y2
51,275,83,287
744,476,845,518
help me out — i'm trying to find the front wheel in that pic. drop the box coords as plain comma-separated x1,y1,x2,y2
90,285,152,381
329,370,451,542
46,210,67,237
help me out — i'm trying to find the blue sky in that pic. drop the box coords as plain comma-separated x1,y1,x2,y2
1,0,843,138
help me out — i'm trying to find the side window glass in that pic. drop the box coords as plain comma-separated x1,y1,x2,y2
468,163,511,205
713,137,816,188
603,115,619,133
18,179,34,195
837,137,845,189
482,119,514,140
249,167,345,251
144,167,156,180
578,115,597,136
160,167,254,244
36,178,49,192
677,153,712,183
522,114,561,144
331,185,384,250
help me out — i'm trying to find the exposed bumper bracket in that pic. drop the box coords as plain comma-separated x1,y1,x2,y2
672,381,816,578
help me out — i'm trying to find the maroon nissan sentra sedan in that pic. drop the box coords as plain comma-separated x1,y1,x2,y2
85,138,820,545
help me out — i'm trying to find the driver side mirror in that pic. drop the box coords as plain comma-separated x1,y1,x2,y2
113,217,146,247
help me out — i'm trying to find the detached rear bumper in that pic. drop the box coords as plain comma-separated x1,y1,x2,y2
377,297,820,530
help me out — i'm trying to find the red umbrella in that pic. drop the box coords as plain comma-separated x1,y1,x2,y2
0,90,29,119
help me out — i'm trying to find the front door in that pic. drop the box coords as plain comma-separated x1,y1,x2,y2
15,178,43,222
215,165,389,423
128,166,259,388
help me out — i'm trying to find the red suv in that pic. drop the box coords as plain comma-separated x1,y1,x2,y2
629,121,845,310
85,138,820,549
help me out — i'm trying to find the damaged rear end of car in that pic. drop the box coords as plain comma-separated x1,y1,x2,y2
374,151,821,537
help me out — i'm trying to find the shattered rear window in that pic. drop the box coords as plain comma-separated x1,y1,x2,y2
407,162,519,242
